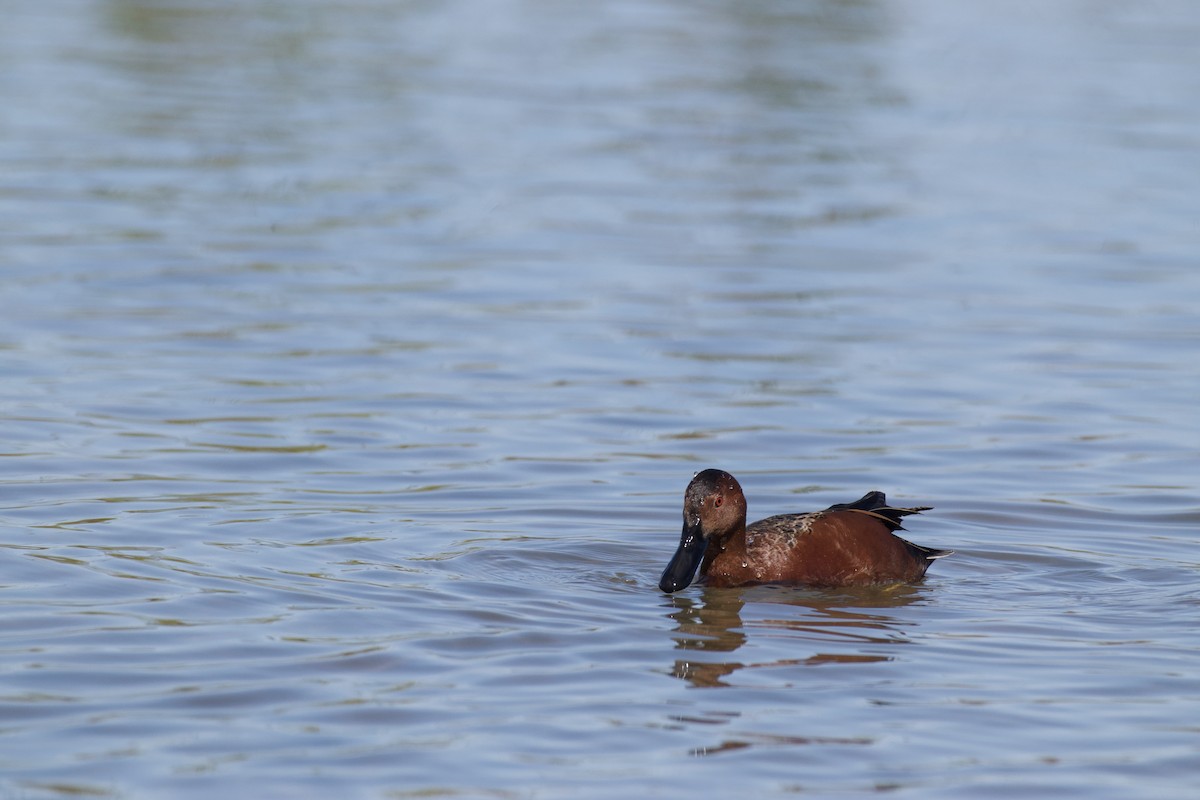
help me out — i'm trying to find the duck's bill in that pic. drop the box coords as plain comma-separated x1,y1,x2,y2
658,520,706,593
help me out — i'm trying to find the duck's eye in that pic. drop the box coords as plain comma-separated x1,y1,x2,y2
713,496,723,508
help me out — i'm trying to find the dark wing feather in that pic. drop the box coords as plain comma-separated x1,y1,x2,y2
825,491,932,531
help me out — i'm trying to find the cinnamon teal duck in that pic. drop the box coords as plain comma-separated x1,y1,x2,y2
659,469,951,593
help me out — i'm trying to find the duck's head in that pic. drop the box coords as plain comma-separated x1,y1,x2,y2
658,469,747,593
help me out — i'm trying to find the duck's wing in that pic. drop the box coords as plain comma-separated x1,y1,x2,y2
825,491,932,532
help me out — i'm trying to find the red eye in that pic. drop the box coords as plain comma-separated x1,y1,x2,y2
713,496,723,508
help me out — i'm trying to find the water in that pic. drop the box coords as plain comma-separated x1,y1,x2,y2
2,2,1198,797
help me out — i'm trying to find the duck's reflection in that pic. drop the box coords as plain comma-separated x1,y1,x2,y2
664,583,932,688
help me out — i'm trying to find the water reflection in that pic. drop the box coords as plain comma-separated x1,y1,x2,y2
664,584,930,688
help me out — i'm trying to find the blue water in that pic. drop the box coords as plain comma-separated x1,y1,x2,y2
2,2,1198,798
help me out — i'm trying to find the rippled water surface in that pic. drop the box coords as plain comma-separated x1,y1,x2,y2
2,2,1198,798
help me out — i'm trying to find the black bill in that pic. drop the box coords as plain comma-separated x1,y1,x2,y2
658,519,706,593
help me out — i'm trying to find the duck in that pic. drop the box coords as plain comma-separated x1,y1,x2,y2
659,469,950,593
